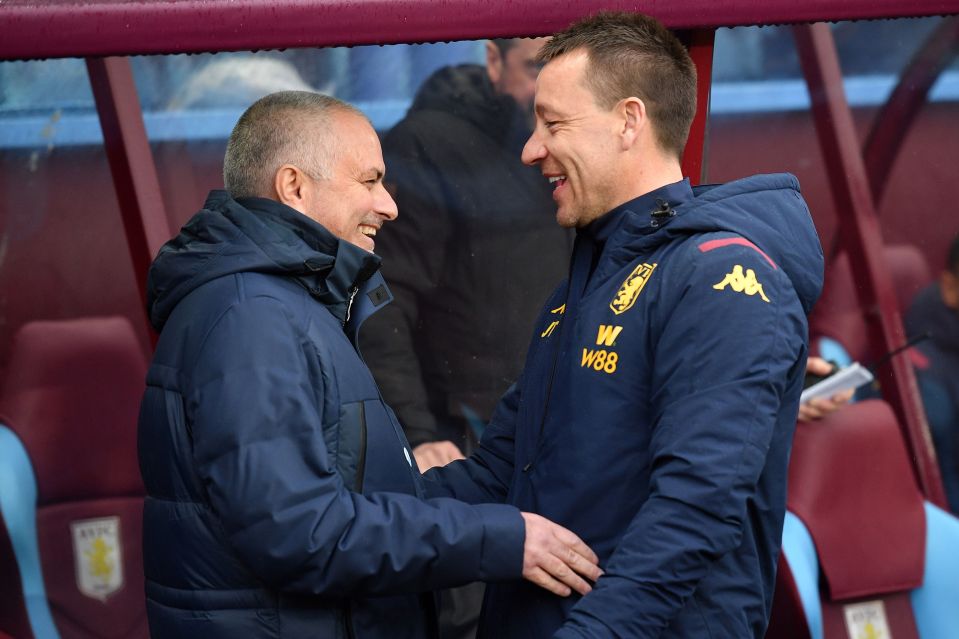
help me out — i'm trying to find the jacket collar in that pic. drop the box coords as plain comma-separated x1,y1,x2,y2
588,179,694,281
231,194,383,324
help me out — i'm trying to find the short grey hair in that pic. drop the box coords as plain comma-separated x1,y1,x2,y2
223,91,367,199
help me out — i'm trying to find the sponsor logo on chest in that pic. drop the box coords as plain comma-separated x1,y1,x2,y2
581,325,623,374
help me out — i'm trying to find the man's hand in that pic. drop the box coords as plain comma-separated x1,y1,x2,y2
412,441,465,472
520,512,602,597
798,356,854,422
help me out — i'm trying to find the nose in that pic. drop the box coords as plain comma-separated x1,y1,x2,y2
521,129,546,166
375,182,399,221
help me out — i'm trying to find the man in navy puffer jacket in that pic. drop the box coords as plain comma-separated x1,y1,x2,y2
425,13,824,638
137,91,601,639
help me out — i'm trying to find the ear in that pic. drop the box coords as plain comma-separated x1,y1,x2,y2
940,270,959,309
274,164,308,213
486,40,503,86
619,97,646,151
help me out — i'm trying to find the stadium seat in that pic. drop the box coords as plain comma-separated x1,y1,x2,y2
0,317,149,638
767,399,959,639
810,245,931,365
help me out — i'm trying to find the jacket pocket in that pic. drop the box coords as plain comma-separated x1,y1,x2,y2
337,401,368,492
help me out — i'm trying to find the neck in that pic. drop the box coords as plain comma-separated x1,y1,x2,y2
614,155,684,211
623,140,683,202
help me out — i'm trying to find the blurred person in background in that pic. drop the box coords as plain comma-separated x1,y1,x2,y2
907,232,959,513
361,39,574,638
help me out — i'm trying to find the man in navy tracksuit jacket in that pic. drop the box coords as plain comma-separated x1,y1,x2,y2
427,13,824,638
137,92,600,639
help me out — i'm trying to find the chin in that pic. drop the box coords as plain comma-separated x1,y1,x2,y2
555,210,577,229
350,236,376,253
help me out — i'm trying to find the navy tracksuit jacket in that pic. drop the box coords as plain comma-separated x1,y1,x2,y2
428,174,824,638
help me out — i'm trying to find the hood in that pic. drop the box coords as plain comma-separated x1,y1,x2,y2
613,173,824,315
408,64,531,153
146,191,380,332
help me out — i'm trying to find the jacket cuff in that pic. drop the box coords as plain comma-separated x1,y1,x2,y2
473,503,525,581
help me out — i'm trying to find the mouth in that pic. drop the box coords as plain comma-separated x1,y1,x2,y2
356,224,379,251
547,174,568,203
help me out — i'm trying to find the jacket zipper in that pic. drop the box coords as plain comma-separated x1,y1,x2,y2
344,286,359,324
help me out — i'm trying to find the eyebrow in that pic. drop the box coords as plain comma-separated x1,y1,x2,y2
535,102,558,118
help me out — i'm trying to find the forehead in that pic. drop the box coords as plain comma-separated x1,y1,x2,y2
331,111,383,167
535,50,594,109
503,37,549,66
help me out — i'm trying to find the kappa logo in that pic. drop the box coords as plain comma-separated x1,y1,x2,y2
71,516,123,601
712,265,770,302
540,303,566,338
610,263,657,315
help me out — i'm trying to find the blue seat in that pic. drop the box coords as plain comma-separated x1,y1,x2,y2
768,399,959,638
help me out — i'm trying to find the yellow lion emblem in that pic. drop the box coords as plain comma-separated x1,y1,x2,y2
610,263,657,315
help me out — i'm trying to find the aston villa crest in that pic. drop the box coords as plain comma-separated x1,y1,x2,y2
610,263,657,315
71,516,123,601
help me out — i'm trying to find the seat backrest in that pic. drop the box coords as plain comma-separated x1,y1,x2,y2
768,399,959,639
0,317,149,639
809,246,932,363
885,245,932,314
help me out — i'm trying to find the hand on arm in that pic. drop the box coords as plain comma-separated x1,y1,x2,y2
413,440,465,471
422,381,523,504
521,512,602,597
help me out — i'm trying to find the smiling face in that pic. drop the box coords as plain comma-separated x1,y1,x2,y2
298,110,398,252
521,50,630,228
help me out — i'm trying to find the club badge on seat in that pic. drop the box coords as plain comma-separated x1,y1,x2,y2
71,516,123,601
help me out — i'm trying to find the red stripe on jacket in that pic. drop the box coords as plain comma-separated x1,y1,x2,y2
698,237,778,270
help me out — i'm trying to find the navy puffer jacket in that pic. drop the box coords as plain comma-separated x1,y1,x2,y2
138,192,524,639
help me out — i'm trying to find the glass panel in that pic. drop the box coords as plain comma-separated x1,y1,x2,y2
709,17,959,512
128,44,486,226
0,58,150,378
708,16,959,338
122,39,567,464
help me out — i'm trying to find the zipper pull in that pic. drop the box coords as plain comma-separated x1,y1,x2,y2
345,286,359,324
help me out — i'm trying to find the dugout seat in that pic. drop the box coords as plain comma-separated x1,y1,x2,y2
767,399,959,639
809,245,931,366
0,317,149,638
